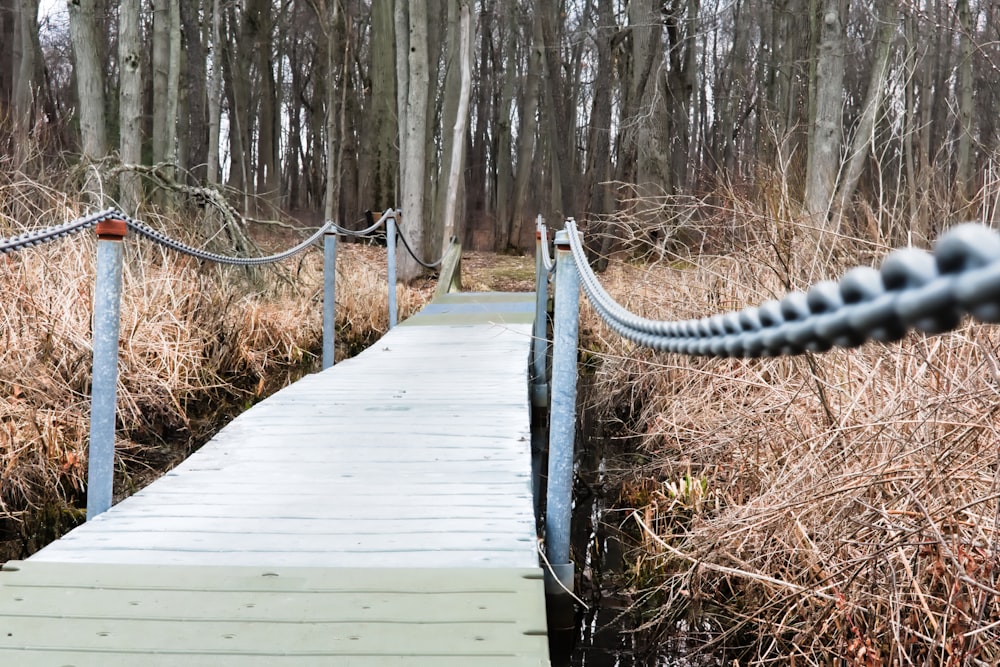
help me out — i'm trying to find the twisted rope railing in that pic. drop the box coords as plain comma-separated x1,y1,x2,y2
396,224,448,269
1,208,331,265
564,219,1000,357
1,209,109,253
539,218,1000,598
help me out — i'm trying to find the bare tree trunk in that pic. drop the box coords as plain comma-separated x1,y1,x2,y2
510,7,541,250
625,0,666,189
434,0,462,247
323,0,342,224
834,0,897,217
165,0,181,167
370,0,396,209
0,0,15,118
206,0,222,185
152,0,169,164
396,0,430,282
539,0,574,217
804,0,848,236
180,0,208,180
955,0,974,208
119,0,143,211
582,0,613,219
14,0,42,146
252,0,279,209
440,1,472,257
903,9,920,231
67,0,107,204
494,2,519,250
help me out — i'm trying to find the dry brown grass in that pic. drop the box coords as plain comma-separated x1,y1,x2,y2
584,190,1000,665
0,179,431,556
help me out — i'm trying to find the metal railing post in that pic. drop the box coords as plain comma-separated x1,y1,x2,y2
386,209,398,329
545,226,580,596
322,228,338,369
531,215,549,408
87,218,127,520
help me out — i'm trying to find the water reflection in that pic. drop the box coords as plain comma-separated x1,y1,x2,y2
565,440,726,667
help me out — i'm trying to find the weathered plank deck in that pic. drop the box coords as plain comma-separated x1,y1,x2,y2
0,292,549,665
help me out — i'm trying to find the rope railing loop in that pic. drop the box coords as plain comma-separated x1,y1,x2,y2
395,222,448,269
537,217,555,273
328,208,392,238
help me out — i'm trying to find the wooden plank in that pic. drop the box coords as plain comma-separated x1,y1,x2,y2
0,562,547,664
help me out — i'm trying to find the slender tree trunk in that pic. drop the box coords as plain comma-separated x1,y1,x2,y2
180,0,207,180
494,2,518,250
370,0,396,209
539,0,574,217
510,8,541,250
119,0,143,211
434,0,462,248
14,0,42,146
903,9,919,231
440,1,472,256
165,0,181,167
67,0,107,204
152,0,169,164
834,1,897,217
396,0,430,282
625,0,666,190
252,0,279,209
323,0,343,224
804,0,848,235
0,0,13,117
206,0,222,185
955,0,974,208
582,0,613,220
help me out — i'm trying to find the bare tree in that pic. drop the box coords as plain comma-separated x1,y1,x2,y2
439,1,473,256
834,1,898,217
118,0,142,211
396,0,430,282
67,0,108,203
804,0,849,236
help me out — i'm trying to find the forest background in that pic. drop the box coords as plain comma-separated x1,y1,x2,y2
2,0,994,265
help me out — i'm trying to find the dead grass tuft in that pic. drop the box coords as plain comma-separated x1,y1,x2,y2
584,190,1000,664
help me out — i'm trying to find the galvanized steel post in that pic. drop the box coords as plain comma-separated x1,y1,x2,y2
386,209,398,329
322,228,338,369
531,215,549,407
87,217,127,520
545,226,579,596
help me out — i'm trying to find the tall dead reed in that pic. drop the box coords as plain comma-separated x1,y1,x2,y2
0,178,429,555
584,184,1000,665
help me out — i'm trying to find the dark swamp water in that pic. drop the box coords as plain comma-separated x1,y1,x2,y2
553,383,728,667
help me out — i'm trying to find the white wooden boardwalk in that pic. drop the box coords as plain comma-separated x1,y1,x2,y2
0,292,550,665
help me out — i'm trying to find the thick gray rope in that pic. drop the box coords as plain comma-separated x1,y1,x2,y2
396,224,446,269
1,208,331,266
328,209,392,238
540,223,555,273
0,208,113,253
564,219,1000,357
